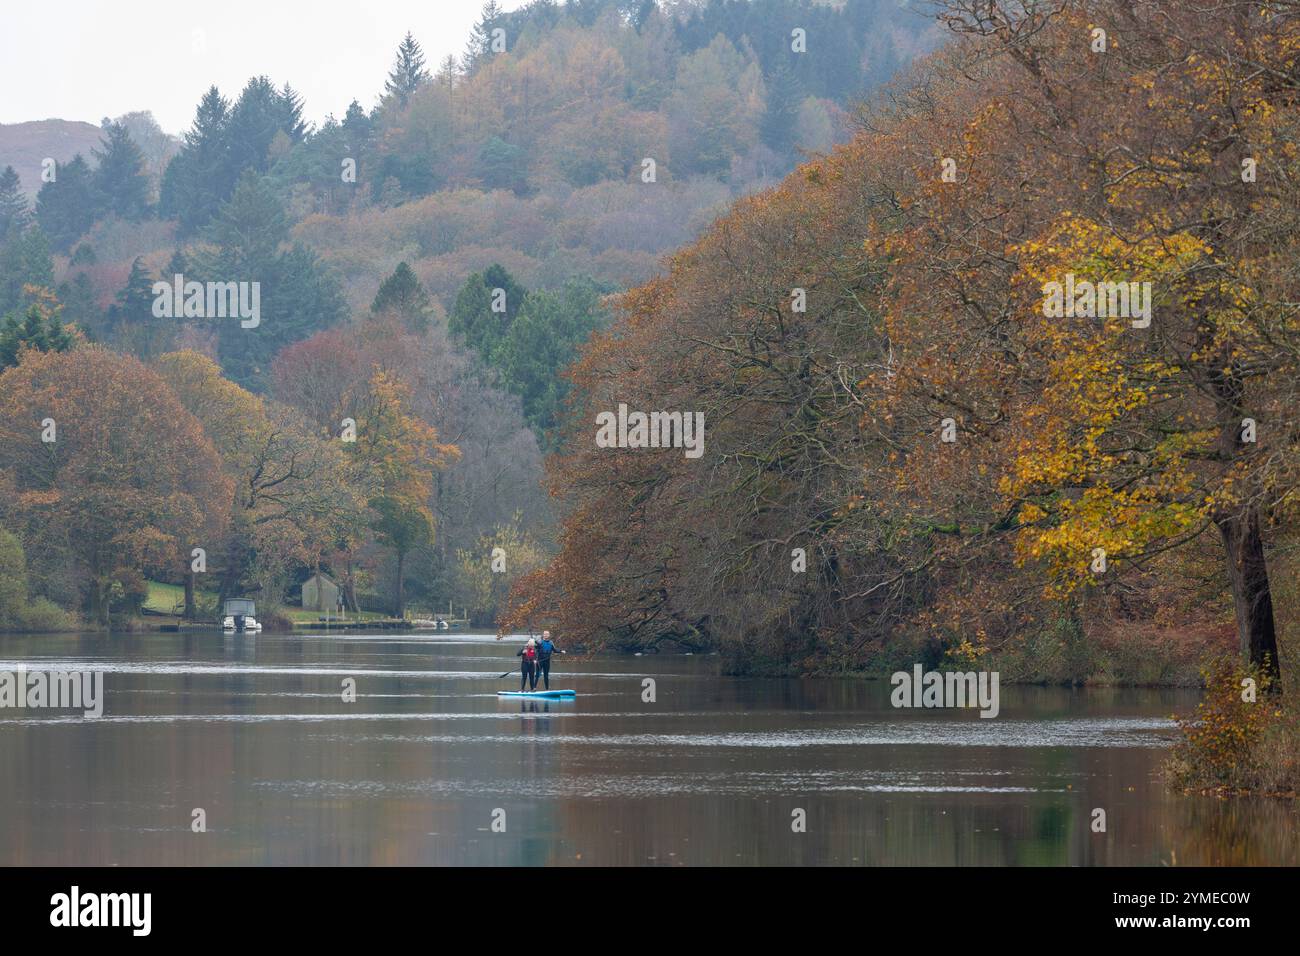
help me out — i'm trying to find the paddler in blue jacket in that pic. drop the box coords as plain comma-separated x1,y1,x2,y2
536,630,565,690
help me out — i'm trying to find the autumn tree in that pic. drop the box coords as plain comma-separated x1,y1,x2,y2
0,347,231,626
867,0,1300,678
343,369,459,616
508,0,1300,683
457,513,547,626
155,349,364,613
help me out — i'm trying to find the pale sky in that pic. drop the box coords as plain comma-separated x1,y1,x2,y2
0,0,529,135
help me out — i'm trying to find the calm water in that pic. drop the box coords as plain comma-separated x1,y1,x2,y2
0,631,1295,866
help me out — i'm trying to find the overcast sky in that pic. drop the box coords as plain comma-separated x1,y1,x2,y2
0,0,528,134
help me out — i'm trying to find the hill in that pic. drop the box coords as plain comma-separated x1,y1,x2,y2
0,119,104,198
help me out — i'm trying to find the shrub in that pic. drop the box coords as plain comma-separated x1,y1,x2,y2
260,607,296,633
0,528,77,632
14,597,77,633
1166,656,1297,794
0,528,28,627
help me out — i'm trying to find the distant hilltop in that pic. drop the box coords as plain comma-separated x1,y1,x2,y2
0,119,105,198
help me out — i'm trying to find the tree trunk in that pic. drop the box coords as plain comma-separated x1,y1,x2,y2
1216,507,1281,682
395,551,406,619
88,550,110,630
345,557,359,613
1204,339,1280,683
184,568,196,620
91,578,111,630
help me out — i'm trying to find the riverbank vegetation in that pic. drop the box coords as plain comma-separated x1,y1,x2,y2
0,337,458,628
505,0,1300,702
1167,657,1300,797
0,0,935,632
0,527,76,632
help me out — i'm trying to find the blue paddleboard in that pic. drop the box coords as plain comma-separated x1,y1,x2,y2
497,689,577,699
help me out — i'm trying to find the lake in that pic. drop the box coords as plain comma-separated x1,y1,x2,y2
0,631,1296,865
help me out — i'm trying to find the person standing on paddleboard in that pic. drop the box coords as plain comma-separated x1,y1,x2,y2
536,630,565,690
517,638,539,691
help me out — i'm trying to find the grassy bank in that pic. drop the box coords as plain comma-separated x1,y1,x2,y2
143,580,396,629
142,580,211,616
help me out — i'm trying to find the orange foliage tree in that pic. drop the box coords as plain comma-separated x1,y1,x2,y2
508,0,1300,679
0,347,231,625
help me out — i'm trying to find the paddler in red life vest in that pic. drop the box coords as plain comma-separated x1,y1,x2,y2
516,638,539,691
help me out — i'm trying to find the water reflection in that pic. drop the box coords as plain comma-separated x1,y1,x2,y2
0,631,1295,865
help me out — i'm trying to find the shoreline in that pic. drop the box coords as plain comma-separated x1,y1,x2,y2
0,624,1225,689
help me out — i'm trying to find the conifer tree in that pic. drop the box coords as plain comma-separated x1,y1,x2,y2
159,86,234,235
464,2,506,72
384,33,431,108
92,120,151,220
0,167,29,238
36,155,96,251
371,261,432,333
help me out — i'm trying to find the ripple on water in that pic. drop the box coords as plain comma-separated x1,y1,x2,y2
329,716,1174,749
0,712,1174,750
250,766,1072,799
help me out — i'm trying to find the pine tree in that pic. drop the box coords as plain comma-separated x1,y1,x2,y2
36,155,97,252
385,33,431,108
464,2,506,72
227,76,290,176
36,156,92,248
197,172,344,386
204,170,289,273
108,257,171,359
159,86,234,235
108,257,155,323
342,100,372,150
448,264,526,362
56,272,102,338
371,261,431,332
0,302,75,369
0,167,30,238
341,100,373,184
478,136,527,193
92,120,151,220
0,226,54,317
497,278,607,443
211,242,345,388
165,249,188,278
760,61,802,156
280,84,309,142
